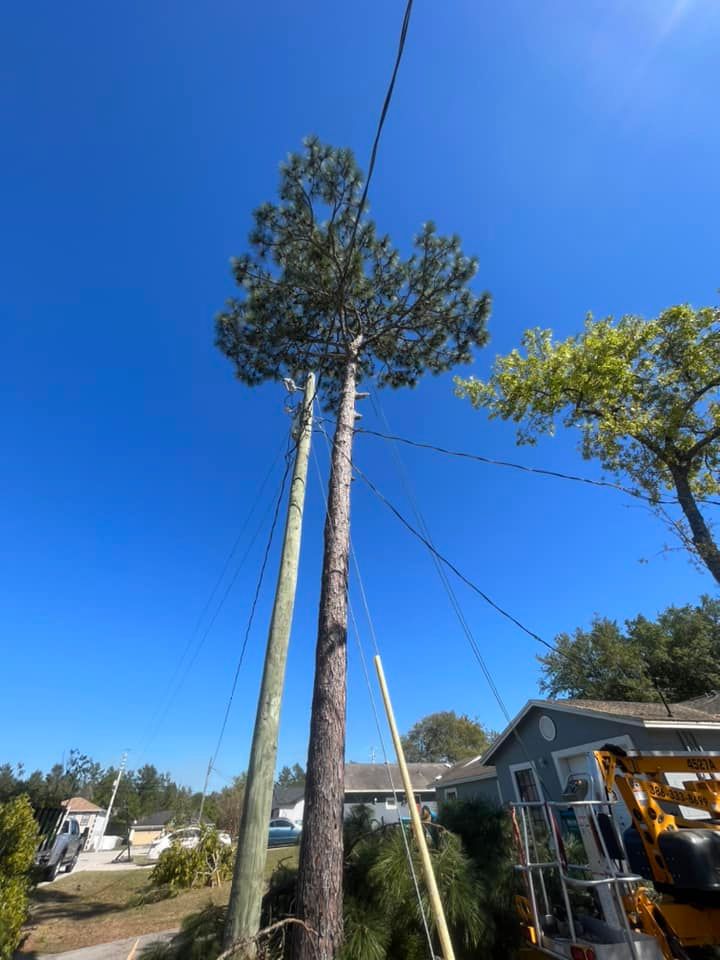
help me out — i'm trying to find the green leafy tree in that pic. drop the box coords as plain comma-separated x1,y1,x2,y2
203,774,247,837
401,711,494,763
540,595,720,702
216,136,490,960
276,764,306,788
456,304,720,583
0,795,39,959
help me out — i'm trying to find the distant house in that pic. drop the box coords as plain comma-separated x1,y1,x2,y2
434,758,498,806
62,796,107,851
343,762,448,824
129,809,175,846
270,762,449,826
271,786,305,822
435,698,720,832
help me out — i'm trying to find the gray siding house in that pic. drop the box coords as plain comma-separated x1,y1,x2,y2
344,761,448,824
436,698,720,817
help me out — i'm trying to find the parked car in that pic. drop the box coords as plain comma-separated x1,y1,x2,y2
35,816,83,880
146,826,232,861
268,818,302,847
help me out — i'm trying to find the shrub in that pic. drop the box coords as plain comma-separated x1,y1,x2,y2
150,828,234,892
438,798,521,959
0,794,39,960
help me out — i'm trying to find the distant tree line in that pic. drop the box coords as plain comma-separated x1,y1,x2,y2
0,753,306,836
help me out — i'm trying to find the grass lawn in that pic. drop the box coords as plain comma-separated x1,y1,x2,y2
21,847,299,955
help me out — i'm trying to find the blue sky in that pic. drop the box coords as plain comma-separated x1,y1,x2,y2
2,0,718,791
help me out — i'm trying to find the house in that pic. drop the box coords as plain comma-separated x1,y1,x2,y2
129,809,175,846
435,698,720,830
681,691,720,715
343,761,448,824
62,796,107,851
271,785,305,822
271,763,449,826
433,758,498,806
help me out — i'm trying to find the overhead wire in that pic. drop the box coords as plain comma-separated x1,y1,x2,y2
355,427,720,508
342,0,415,277
340,394,685,789
136,438,291,761
207,444,295,773
365,394,555,798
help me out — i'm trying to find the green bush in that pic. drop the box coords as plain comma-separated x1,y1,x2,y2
438,798,521,959
0,794,39,960
150,828,234,892
146,809,515,960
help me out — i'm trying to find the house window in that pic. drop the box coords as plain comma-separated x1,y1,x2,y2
385,798,397,810
445,789,457,802
514,767,540,803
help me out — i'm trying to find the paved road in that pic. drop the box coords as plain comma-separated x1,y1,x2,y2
28,930,177,960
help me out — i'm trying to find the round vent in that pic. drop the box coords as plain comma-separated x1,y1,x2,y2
539,715,556,742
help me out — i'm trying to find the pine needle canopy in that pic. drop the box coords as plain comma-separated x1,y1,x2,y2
216,137,491,407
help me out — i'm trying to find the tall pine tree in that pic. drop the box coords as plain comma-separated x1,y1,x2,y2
216,137,490,960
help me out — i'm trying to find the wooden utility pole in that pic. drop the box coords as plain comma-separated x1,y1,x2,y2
95,752,127,852
197,756,213,824
375,655,456,960
223,372,315,952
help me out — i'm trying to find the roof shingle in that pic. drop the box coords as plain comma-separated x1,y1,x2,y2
561,698,720,722
344,762,448,792
62,796,105,814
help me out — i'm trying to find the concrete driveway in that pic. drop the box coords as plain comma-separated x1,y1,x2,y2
74,850,151,873
37,850,152,885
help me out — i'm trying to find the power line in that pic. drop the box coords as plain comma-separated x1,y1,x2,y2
136,445,291,760
350,450,674,713
153,444,286,718
343,0,415,277
356,427,720,508
351,456,551,650
367,395,516,728
208,450,294,772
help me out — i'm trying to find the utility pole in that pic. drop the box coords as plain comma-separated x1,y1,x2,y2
95,752,127,852
223,372,315,952
197,756,213,824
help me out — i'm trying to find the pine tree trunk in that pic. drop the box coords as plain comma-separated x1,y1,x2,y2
671,465,720,585
292,348,359,960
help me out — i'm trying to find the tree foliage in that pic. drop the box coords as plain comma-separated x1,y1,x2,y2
276,765,305,788
456,304,720,582
0,795,39,960
438,798,520,960
143,811,509,960
150,827,234,892
401,711,494,763
540,595,720,701
216,135,490,408
0,754,254,838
